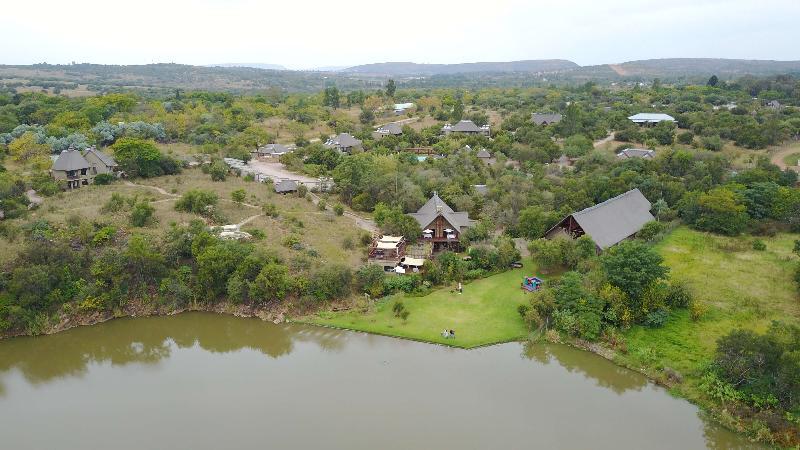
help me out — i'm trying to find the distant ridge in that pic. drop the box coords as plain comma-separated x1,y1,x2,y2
207,63,287,71
341,60,579,76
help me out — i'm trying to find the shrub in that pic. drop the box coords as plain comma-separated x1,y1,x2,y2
231,189,246,204
262,203,279,218
297,184,308,197
333,203,344,216
644,308,669,328
341,236,354,250
209,160,228,181
752,239,766,251
637,221,666,242
317,199,327,211
94,173,115,185
392,301,406,317
665,282,693,308
175,190,218,216
130,201,155,227
689,300,708,321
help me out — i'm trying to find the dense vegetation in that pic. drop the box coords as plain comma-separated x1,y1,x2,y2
1,73,799,444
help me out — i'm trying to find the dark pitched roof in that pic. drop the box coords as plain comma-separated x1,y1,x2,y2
476,148,492,158
325,133,362,148
274,179,299,193
532,113,562,125
549,188,654,249
83,146,117,167
446,120,483,132
616,148,655,159
52,149,90,171
256,143,292,155
376,123,403,135
409,192,474,230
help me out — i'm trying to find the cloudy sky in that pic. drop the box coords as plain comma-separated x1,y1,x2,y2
3,0,798,69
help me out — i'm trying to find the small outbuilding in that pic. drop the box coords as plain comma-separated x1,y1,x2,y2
532,113,563,125
616,148,655,160
274,179,299,194
442,120,490,137
324,133,363,153
373,122,403,139
544,188,654,251
628,113,675,125
254,143,293,158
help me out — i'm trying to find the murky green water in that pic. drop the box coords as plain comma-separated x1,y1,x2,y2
0,313,758,449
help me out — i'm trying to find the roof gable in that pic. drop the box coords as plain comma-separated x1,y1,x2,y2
409,193,474,230
52,149,90,171
83,147,117,167
552,188,654,249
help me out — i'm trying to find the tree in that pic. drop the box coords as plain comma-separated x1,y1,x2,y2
707,75,719,87
111,138,172,178
8,132,51,168
517,206,551,240
385,79,396,97
356,264,386,297
323,86,340,109
359,108,375,125
687,187,749,235
249,262,291,303
601,241,669,299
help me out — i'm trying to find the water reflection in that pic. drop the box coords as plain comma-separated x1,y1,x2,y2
0,313,760,449
523,342,648,395
0,313,345,389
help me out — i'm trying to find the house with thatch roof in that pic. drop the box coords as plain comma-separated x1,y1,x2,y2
274,179,299,194
442,120,490,137
51,147,92,189
83,146,118,175
409,192,475,251
616,148,655,160
372,122,403,139
324,133,363,153
532,113,562,125
545,188,654,251
475,148,494,165
253,143,293,158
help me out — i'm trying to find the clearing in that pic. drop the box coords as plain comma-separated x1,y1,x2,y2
619,227,799,382
303,262,539,348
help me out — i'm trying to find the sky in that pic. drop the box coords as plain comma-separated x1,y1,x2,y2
2,0,799,69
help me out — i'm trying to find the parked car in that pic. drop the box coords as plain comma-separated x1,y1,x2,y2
510,261,523,268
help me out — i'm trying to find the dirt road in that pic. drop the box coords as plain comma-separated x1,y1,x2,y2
770,143,800,171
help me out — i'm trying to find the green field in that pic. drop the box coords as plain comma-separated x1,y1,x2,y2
304,263,541,348
783,151,800,167
618,227,799,383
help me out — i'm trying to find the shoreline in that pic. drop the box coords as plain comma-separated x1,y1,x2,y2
0,304,776,446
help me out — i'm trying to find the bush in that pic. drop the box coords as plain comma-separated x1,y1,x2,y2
637,221,666,242
752,239,766,251
296,184,308,197
333,203,344,216
392,301,406,317
644,308,669,328
317,199,327,211
262,203,279,218
677,131,694,145
231,189,246,204
209,160,228,181
175,190,218,216
665,282,692,308
130,201,155,227
94,173,115,185
689,300,708,321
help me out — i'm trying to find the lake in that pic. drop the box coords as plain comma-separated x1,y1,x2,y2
0,313,757,449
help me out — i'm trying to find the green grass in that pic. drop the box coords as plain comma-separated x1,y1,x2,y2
303,263,543,348
783,151,800,167
618,227,799,380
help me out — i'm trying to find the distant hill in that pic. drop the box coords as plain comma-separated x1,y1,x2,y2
207,63,288,71
341,60,579,76
576,58,800,80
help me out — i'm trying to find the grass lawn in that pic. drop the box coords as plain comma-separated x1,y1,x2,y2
617,227,799,384
783,151,800,167
302,262,543,348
